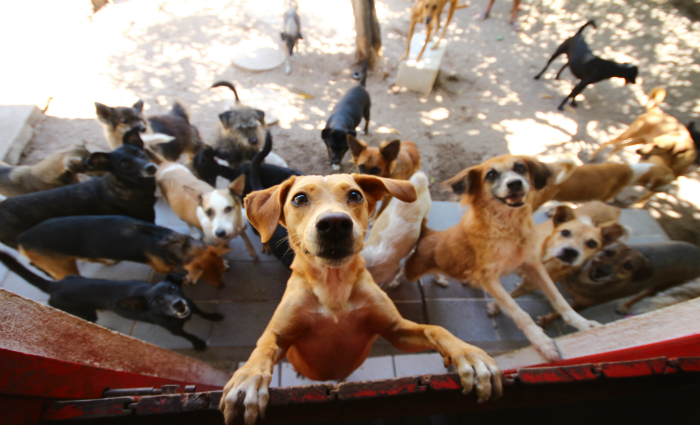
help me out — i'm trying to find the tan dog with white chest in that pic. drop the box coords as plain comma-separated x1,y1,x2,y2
401,0,469,62
404,155,601,362
155,161,257,259
220,174,502,424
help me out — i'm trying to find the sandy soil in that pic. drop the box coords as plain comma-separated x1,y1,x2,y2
17,0,700,240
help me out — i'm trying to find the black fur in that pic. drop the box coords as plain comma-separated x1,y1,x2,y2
321,63,371,167
686,121,700,164
0,251,222,351
148,102,204,161
534,20,638,111
0,129,157,248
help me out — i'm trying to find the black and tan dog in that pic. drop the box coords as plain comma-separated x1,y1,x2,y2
534,20,638,111
321,64,371,170
0,251,222,351
536,241,700,326
17,215,229,287
0,144,90,197
95,100,203,161
281,0,303,75
0,129,157,249
211,81,267,167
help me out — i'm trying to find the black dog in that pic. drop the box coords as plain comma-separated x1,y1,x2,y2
321,63,371,170
0,251,222,350
0,128,157,248
148,101,205,161
687,121,700,164
534,20,638,111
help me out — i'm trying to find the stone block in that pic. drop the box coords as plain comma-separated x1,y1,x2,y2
396,33,447,95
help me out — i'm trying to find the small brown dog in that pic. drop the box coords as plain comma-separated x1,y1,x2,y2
220,174,502,424
404,155,601,362
589,87,697,173
347,135,421,218
487,203,626,317
0,144,90,197
401,0,468,62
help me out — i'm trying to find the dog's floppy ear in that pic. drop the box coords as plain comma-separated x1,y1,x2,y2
228,174,246,197
219,111,234,129
347,129,357,137
552,206,576,227
601,223,627,246
122,128,144,149
133,99,144,112
244,177,297,243
183,263,204,284
523,157,552,190
116,296,148,312
95,102,113,123
84,152,112,171
183,186,203,206
442,166,481,197
352,174,417,214
380,139,401,164
253,109,265,125
347,134,367,160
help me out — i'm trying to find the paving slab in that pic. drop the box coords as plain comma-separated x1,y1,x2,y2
491,300,562,340
209,302,279,347
95,310,136,335
422,277,486,300
345,355,396,382
216,260,290,302
424,201,466,231
425,300,498,344
279,362,337,387
0,105,43,164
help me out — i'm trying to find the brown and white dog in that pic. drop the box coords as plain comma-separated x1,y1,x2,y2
487,203,626,317
220,174,502,424
154,159,257,260
403,155,601,362
401,0,468,62
361,171,432,287
589,86,697,175
347,135,421,218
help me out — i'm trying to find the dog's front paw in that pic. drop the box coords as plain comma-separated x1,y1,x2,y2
526,326,560,362
486,301,501,317
434,274,449,287
565,314,602,331
220,367,273,425
447,345,503,403
192,338,207,351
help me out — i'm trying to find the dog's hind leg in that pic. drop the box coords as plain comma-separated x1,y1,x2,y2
239,232,260,262
49,299,98,322
433,4,456,48
558,78,594,110
487,277,537,317
554,63,569,80
534,41,569,80
400,21,418,61
616,289,656,315
20,249,79,280
190,301,224,321
363,104,371,135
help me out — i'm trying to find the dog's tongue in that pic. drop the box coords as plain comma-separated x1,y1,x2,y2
505,194,523,205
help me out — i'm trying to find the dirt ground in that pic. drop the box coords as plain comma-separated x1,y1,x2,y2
17,0,700,243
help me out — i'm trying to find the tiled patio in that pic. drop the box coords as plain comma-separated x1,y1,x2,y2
0,198,670,382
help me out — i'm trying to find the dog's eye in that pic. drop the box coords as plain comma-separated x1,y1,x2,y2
348,190,363,203
224,206,232,213
485,169,498,181
169,286,177,293
561,230,571,237
513,162,527,174
292,193,308,206
206,209,214,218
623,261,634,271
370,167,381,176
586,240,598,249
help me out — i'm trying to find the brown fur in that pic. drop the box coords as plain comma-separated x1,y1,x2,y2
220,174,502,425
401,0,469,62
404,155,601,362
0,144,90,197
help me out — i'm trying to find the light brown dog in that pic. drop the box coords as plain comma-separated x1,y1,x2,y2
404,155,601,362
589,87,697,173
347,135,421,218
401,0,469,62
487,204,626,317
220,174,502,424
0,144,90,197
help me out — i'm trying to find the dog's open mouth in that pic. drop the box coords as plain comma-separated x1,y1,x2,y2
589,266,613,282
497,192,525,207
172,300,191,318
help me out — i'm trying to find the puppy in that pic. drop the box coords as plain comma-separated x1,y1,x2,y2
404,155,601,362
348,136,421,218
477,0,522,31
321,64,371,170
220,174,502,424
401,0,469,62
154,157,257,260
0,251,223,351
537,241,700,326
534,20,638,111
95,100,202,160
590,87,697,170
211,81,267,167
487,204,625,317
0,129,157,249
0,144,90,197
281,0,302,75
17,215,229,287
362,171,432,287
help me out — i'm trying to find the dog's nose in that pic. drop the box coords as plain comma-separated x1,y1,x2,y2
250,136,258,145
144,163,157,176
507,180,523,191
138,125,147,132
215,229,228,239
316,213,353,239
558,248,579,263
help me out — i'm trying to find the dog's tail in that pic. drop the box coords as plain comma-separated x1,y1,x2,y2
359,61,367,87
0,251,56,293
211,81,240,103
576,19,596,36
170,100,191,123
250,130,273,191
646,86,667,111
